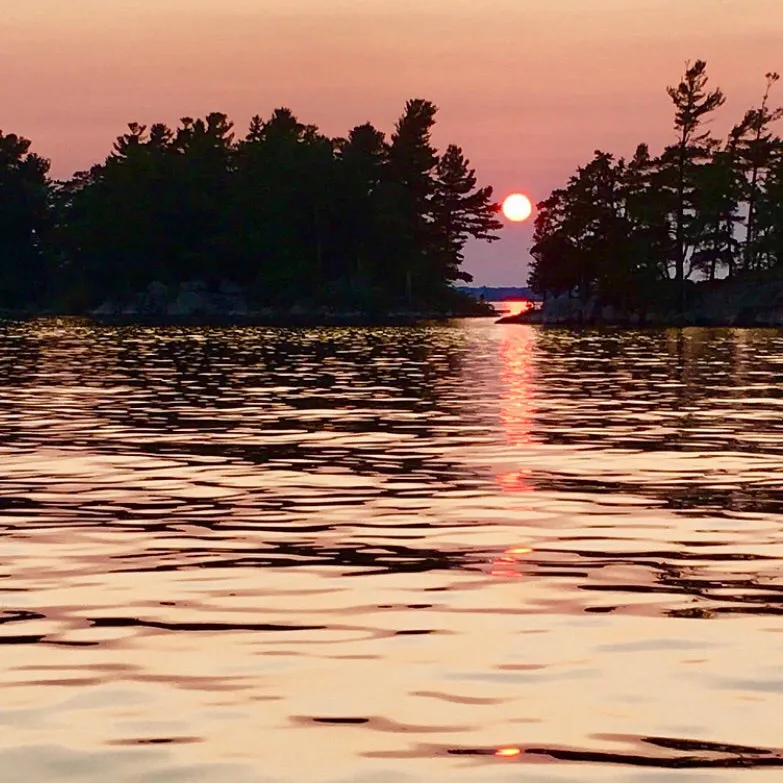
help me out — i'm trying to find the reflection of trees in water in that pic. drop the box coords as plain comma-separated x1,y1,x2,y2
530,327,783,452
0,324,44,448
0,322,489,581
0,323,485,488
3,321,783,607
571,549,783,618
488,327,783,527
540,472,783,515
0,324,43,387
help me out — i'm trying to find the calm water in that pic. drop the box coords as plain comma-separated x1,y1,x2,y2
1,319,782,783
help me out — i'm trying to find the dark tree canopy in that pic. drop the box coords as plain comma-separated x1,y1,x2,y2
530,60,783,312
0,132,51,306
0,99,502,314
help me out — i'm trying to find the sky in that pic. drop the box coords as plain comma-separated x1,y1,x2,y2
3,0,783,285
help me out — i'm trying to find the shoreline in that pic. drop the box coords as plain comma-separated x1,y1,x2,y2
0,309,496,328
496,314,783,329
496,278,783,329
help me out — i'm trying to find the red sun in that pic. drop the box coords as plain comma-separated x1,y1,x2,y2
502,193,533,222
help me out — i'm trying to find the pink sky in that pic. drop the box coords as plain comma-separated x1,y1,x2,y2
4,0,783,284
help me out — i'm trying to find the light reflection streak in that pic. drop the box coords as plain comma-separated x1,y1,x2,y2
488,546,533,578
498,326,535,449
496,325,536,495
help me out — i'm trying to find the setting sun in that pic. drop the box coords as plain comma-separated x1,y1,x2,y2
502,194,533,222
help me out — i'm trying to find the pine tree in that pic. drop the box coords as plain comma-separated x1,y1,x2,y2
730,72,783,272
334,123,389,285
530,151,629,304
388,99,439,305
754,149,783,269
0,131,51,306
622,143,673,283
663,60,725,299
431,144,502,285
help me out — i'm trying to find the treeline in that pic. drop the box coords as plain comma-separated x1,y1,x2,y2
530,61,783,311
0,99,501,312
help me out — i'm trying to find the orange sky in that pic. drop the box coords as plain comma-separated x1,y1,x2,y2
4,0,783,284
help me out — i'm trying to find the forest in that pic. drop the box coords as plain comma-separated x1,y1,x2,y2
0,99,501,315
530,61,783,315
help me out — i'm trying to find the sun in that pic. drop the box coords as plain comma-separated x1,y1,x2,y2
502,193,533,223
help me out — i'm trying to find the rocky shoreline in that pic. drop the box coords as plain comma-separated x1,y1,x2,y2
498,279,783,328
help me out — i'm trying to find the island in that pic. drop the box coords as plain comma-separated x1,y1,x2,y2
0,100,499,323
502,62,783,327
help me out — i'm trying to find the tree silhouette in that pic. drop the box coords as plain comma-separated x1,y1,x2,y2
730,72,783,271
663,60,725,300
14,65,783,321
530,59,783,319
388,99,440,305
25,98,501,314
431,144,502,285
0,131,51,307
332,122,389,293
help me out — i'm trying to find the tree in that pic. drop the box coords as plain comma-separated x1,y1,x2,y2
388,99,439,304
0,131,52,306
688,147,743,280
431,144,502,285
663,60,726,297
730,72,783,271
529,61,783,320
333,123,389,286
169,113,235,281
754,150,783,269
16,101,500,313
530,151,632,305
529,187,581,298
622,143,673,283
231,108,338,300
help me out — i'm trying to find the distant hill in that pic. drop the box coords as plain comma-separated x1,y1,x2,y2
456,286,539,301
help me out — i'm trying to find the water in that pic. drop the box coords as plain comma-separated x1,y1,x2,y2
1,319,782,783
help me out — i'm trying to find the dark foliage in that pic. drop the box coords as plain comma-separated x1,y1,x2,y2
0,132,51,307
530,61,783,311
0,100,501,314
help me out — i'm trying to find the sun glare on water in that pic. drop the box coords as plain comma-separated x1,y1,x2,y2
502,193,533,222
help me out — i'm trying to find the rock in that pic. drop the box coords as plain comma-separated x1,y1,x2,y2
225,300,248,316
160,280,250,317
137,280,169,314
534,293,590,324
91,299,121,316
168,290,209,316
147,280,168,299
218,280,243,296
214,280,248,315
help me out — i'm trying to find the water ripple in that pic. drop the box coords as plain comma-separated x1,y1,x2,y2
0,320,782,782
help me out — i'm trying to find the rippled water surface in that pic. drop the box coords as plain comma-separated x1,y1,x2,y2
1,319,783,783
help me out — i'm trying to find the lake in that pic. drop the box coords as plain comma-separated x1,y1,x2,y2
1,319,782,783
